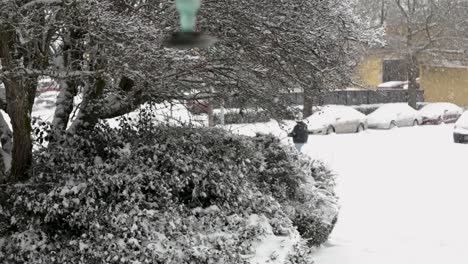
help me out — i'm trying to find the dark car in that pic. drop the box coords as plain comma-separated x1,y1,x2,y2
420,103,463,125
185,100,211,114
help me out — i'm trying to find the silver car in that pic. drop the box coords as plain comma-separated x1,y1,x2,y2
367,103,423,129
305,105,367,135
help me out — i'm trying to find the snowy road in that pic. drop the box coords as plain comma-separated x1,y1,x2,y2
304,124,468,264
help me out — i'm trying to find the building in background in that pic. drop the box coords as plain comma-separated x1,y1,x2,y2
420,62,468,107
355,53,468,107
352,1,468,107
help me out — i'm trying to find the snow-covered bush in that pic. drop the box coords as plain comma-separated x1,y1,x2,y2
215,110,271,124
250,135,309,202
213,109,296,125
0,117,338,263
251,135,339,247
286,190,339,247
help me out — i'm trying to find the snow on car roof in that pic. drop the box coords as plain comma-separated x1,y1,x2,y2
375,103,414,111
305,105,364,128
309,105,364,120
368,103,416,118
420,102,463,113
377,81,408,88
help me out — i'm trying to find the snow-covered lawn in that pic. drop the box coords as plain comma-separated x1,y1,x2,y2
230,121,468,264
308,125,468,264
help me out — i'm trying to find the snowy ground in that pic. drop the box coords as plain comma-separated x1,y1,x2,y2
229,121,468,264
309,125,468,264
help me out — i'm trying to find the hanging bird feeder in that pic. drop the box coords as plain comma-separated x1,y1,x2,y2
164,0,217,49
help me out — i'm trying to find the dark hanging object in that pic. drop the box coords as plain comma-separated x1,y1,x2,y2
164,0,217,49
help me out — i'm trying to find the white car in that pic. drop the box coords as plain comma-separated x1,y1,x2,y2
453,111,468,143
305,105,367,135
367,103,423,129
377,81,408,90
419,102,463,125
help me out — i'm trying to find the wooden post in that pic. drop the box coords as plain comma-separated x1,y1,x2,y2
207,100,214,127
220,98,225,126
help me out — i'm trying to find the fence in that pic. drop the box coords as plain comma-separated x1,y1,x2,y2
210,89,425,110
283,89,425,106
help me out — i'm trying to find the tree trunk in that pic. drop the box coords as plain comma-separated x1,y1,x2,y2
51,29,83,139
1,28,36,182
303,93,314,118
67,82,100,135
380,0,385,26
51,80,77,138
406,53,419,109
303,80,320,118
67,77,145,134
5,78,36,182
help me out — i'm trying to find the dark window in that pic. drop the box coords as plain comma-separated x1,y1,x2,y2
382,59,407,82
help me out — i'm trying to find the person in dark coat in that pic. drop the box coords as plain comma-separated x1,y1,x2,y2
288,120,309,153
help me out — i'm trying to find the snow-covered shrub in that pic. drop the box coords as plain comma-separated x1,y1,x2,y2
214,110,272,124
1,168,283,262
213,109,296,124
285,161,339,247
285,241,315,264
310,160,337,195
0,117,338,263
250,134,309,202
250,134,339,247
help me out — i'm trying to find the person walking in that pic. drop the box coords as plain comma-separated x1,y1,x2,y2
288,120,309,153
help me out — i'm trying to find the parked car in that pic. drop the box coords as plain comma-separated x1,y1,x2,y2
185,99,211,114
305,105,367,135
377,81,408,90
37,79,59,94
367,103,423,129
419,102,463,125
453,111,468,143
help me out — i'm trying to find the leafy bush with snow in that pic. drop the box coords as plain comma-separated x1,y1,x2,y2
286,184,339,247
213,109,297,124
251,135,339,247
294,160,339,247
0,116,338,263
214,110,272,124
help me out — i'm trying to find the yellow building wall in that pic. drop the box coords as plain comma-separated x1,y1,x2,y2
420,66,468,107
355,56,382,89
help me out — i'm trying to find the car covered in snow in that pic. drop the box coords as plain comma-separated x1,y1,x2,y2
304,105,367,135
453,111,468,143
367,103,423,129
377,81,408,90
419,102,463,125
